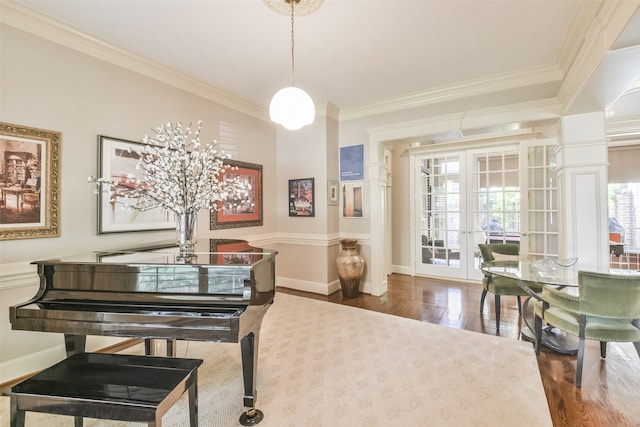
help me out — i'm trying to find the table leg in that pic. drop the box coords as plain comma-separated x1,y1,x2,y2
521,296,578,355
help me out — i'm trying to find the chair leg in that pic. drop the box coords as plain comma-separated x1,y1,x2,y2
480,289,487,314
633,319,640,358
576,338,585,388
576,315,587,388
495,295,501,330
534,314,542,354
516,296,522,315
600,341,607,358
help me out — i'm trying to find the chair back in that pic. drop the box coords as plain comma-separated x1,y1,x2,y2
578,271,640,319
478,243,519,262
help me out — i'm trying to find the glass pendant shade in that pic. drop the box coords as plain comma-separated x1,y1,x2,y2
269,86,315,130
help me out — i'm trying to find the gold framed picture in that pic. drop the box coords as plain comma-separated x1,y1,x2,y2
0,122,61,240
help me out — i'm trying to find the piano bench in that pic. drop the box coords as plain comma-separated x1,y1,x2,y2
6,352,203,427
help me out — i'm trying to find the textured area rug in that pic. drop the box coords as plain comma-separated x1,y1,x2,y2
0,293,552,426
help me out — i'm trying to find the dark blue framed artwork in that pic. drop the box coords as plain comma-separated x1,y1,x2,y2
340,144,364,181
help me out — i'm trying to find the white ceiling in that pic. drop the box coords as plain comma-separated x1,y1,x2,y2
7,0,640,125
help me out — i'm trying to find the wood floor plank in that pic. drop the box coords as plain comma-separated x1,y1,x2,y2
277,273,640,427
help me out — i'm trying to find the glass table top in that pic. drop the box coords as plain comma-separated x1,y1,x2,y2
482,259,637,287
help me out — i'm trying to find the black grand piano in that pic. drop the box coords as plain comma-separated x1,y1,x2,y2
9,239,276,425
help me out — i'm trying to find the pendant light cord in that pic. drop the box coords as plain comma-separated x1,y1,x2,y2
290,0,295,87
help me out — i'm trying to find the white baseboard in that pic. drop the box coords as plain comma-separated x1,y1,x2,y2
276,276,341,295
0,336,128,383
392,264,412,276
0,344,65,383
276,276,378,297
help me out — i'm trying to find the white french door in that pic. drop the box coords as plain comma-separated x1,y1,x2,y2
414,146,521,280
415,153,468,279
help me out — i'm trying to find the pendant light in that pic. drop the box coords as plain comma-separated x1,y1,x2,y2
268,0,316,131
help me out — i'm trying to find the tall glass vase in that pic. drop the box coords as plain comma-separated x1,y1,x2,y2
176,211,198,255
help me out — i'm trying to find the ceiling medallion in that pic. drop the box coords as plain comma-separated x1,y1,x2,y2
263,0,324,17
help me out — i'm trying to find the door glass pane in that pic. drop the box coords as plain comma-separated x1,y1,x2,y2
530,212,545,232
527,144,557,259
418,156,461,268
473,151,520,249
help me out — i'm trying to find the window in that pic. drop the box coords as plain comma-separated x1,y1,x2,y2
608,145,640,268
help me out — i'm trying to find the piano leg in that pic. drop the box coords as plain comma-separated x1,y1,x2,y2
166,339,177,357
64,334,87,357
10,396,26,427
239,331,264,426
145,338,152,355
144,339,177,357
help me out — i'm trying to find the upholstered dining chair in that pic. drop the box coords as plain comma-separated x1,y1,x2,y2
479,243,543,330
21,188,40,210
534,271,640,388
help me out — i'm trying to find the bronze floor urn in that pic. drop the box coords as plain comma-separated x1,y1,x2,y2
336,239,365,298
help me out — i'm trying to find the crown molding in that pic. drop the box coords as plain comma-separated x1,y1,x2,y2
606,115,640,141
324,102,341,122
555,0,603,78
557,0,640,114
313,102,340,122
366,98,561,143
460,98,562,130
404,131,535,156
340,64,562,122
1,1,268,122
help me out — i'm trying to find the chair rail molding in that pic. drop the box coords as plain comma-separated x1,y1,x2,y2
0,261,38,290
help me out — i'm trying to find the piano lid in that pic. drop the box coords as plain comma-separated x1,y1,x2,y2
31,239,276,267
28,239,276,295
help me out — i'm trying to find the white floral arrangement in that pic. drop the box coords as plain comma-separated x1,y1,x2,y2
90,121,249,216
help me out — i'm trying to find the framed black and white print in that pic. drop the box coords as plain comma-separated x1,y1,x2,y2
97,135,174,234
328,179,339,206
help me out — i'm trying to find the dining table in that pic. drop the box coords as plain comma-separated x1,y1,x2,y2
1,186,32,213
481,259,638,354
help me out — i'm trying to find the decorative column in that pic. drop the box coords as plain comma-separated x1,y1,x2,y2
556,112,609,270
367,139,390,296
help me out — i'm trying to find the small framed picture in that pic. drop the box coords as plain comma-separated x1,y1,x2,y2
328,179,339,206
342,180,363,218
289,178,314,217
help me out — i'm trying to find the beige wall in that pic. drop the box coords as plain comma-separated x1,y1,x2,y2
0,22,362,382
0,24,280,381
0,25,278,264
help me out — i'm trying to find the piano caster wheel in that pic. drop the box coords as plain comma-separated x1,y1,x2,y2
239,408,264,426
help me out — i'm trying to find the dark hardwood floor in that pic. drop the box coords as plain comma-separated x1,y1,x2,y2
277,273,640,427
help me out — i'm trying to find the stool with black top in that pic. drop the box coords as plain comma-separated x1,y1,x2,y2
6,352,203,427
